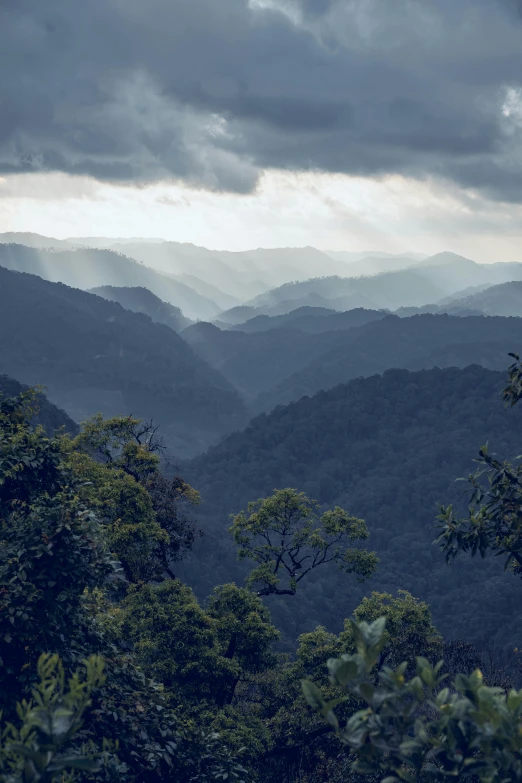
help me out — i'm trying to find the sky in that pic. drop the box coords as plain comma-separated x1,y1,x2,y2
3,0,522,260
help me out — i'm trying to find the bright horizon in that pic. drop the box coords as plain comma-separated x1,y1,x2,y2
2,168,522,264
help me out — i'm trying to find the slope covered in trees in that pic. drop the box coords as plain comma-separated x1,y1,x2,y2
186,365,522,647
256,313,522,411
182,321,367,398
0,243,219,320
4,365,522,782
0,267,246,456
90,285,193,332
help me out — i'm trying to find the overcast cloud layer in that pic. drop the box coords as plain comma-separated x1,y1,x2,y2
2,0,522,200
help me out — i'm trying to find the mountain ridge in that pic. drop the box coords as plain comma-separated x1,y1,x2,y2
0,243,219,321
0,266,246,457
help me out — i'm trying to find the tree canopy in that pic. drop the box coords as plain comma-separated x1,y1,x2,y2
230,488,378,596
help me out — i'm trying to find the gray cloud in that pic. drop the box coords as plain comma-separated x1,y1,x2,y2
1,0,522,198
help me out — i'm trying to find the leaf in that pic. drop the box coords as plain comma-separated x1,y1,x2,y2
366,617,386,650
301,679,326,710
328,657,358,686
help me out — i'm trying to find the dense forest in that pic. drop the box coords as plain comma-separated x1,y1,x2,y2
255,313,522,411
4,237,522,781
3,357,522,782
185,365,522,647
7,0,522,772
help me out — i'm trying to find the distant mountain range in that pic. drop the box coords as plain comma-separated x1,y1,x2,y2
4,232,522,448
226,306,387,334
0,243,220,321
325,251,425,276
78,241,349,301
4,234,522,325
0,233,441,307
396,281,522,318
0,267,246,457
219,252,522,319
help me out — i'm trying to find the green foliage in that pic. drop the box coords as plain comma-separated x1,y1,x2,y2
0,392,114,711
207,584,280,670
252,591,441,783
303,617,522,782
297,590,442,677
118,579,227,703
0,393,248,782
82,649,250,783
230,488,378,596
503,351,522,407
436,353,522,575
352,590,443,669
118,580,279,712
67,414,200,582
0,654,105,783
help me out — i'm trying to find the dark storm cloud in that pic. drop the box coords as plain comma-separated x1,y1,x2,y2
1,0,522,198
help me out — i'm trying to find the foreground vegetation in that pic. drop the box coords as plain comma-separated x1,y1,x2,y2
2,358,522,780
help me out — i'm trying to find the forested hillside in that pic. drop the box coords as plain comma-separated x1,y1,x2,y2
90,285,193,332
4,259,522,781
0,267,246,456
186,365,522,647
257,313,522,411
183,320,370,398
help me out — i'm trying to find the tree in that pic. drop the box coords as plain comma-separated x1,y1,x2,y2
254,591,441,783
117,579,229,705
67,414,200,582
303,616,522,782
297,590,442,677
145,472,200,578
230,488,378,597
0,392,114,713
206,584,280,707
0,392,248,782
299,358,522,782
117,580,279,711
436,353,522,575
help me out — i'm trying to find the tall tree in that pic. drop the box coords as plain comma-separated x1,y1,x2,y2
67,414,200,582
230,488,378,597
